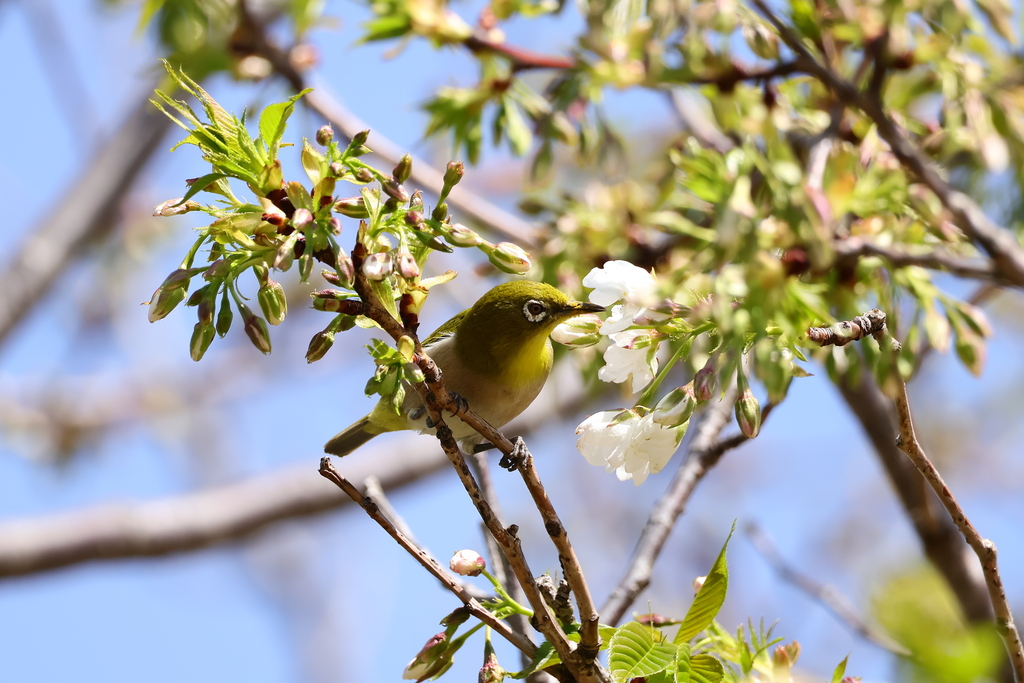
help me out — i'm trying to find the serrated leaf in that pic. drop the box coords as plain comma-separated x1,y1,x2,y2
258,90,311,157
675,523,735,644
674,643,691,683
690,654,724,683
609,622,677,683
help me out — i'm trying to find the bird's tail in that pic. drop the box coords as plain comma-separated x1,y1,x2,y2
323,415,382,456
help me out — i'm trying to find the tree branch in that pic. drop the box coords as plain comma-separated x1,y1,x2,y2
811,311,1024,681
600,394,774,624
0,84,171,347
0,438,447,579
834,238,1005,285
744,521,909,656
319,457,537,656
749,0,1024,287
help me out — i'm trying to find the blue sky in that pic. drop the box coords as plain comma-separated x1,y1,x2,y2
0,1,1022,682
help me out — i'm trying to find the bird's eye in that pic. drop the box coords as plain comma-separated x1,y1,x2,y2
523,300,548,323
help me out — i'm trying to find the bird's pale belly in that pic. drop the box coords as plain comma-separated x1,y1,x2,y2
400,335,547,446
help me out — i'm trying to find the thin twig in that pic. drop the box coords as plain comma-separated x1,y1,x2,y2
809,310,1024,681
363,475,421,547
602,394,775,624
350,261,605,681
744,521,909,656
319,458,536,657
834,238,1005,284
891,384,1024,680
517,448,601,659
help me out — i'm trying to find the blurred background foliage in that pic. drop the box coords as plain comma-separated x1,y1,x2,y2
0,0,1023,681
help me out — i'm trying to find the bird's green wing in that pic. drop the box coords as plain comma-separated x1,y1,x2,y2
423,308,468,346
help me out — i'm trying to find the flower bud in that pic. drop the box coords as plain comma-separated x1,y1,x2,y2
478,650,503,683
652,384,696,427
445,223,481,247
773,642,801,668
488,242,531,274
735,388,761,438
382,177,409,203
316,124,333,146
326,216,341,235
551,313,603,348
449,549,486,577
306,329,336,363
336,254,355,287
431,202,448,222
147,270,194,322
203,259,230,281
402,633,451,681
443,161,464,192
393,154,412,184
362,252,393,281
397,335,416,362
190,322,215,361
693,575,706,593
396,252,420,279
351,129,370,147
328,161,344,177
197,292,215,325
216,300,233,337
153,198,201,216
333,197,369,218
291,208,313,230
258,279,288,325
354,167,374,183
404,362,425,383
239,303,272,354
694,364,716,402
404,210,425,228
409,190,424,211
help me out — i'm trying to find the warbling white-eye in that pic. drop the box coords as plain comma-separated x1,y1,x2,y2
324,281,604,456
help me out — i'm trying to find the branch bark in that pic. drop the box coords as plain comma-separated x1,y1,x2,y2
600,393,773,624
0,84,171,347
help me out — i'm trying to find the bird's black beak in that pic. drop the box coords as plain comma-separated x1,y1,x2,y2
564,301,605,314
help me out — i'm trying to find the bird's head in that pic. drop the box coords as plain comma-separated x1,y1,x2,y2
454,281,604,378
466,280,604,338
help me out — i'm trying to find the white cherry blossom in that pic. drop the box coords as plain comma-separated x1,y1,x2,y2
598,329,659,393
575,410,683,486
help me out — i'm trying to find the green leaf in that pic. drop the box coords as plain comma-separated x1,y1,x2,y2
258,90,312,157
179,173,230,205
675,522,735,644
609,621,677,683
674,643,691,683
689,654,725,683
830,655,848,683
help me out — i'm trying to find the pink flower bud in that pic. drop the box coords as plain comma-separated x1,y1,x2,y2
735,388,761,438
449,549,486,577
488,242,531,274
402,633,452,681
291,208,313,230
153,198,201,216
316,125,333,146
694,364,716,402
397,252,420,279
362,252,393,281
333,197,368,218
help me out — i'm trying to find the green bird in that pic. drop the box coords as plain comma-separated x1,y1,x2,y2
324,281,604,457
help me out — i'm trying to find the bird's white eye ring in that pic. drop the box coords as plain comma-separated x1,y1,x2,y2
523,300,548,322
